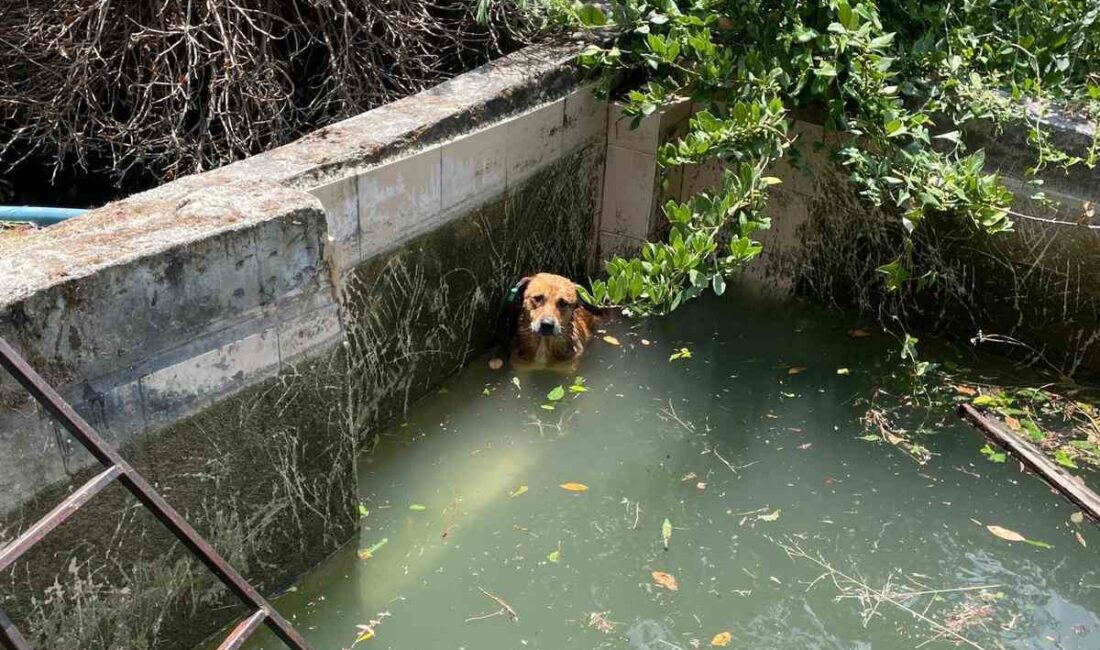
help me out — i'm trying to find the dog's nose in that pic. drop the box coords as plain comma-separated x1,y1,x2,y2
538,317,557,336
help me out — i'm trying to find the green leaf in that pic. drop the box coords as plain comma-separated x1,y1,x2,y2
409,504,427,511
575,3,606,26
712,274,726,296
869,33,896,49
547,386,566,401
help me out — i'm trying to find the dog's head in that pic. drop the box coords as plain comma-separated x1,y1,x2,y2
513,273,584,338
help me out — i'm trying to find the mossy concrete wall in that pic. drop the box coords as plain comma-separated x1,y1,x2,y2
0,40,604,649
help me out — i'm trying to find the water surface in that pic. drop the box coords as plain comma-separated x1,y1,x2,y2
224,287,1098,649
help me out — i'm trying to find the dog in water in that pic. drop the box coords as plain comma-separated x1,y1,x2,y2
505,273,599,370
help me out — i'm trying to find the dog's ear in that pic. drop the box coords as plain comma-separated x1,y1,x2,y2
510,277,530,308
496,277,531,358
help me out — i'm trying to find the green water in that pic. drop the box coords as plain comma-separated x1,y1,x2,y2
224,288,1098,650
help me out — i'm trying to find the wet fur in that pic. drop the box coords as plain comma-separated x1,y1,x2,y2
507,273,598,370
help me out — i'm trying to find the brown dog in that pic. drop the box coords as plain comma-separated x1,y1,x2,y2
507,273,598,369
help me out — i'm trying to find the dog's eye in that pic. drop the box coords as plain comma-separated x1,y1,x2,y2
531,294,545,305
557,298,570,309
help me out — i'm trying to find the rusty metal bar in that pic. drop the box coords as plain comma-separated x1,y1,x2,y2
217,610,268,650
0,338,312,650
0,465,122,574
0,608,32,650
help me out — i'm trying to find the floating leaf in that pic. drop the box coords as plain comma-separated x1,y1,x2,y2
482,387,492,396
409,504,427,511
547,386,566,401
547,549,560,563
641,339,652,346
560,482,589,492
711,631,732,647
358,503,370,518
787,366,807,375
488,357,504,370
510,485,529,498
1075,532,1087,548
836,368,850,375
603,335,621,346
758,509,781,522
651,570,679,591
669,347,693,362
986,525,1025,542
357,537,389,560
511,376,521,390
540,404,555,411
569,377,589,393
662,518,672,550
354,625,375,644
849,328,871,338
1070,511,1085,525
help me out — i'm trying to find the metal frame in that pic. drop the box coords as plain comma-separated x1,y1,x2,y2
0,338,311,650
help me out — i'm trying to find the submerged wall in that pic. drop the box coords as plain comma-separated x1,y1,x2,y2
0,41,605,649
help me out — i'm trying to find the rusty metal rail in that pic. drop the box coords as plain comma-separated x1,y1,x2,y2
0,337,312,650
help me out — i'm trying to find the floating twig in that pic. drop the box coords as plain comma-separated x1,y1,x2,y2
478,587,518,622
775,538,995,650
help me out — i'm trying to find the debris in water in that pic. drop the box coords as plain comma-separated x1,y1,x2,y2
603,335,621,346
651,570,679,591
488,357,504,370
560,482,589,492
669,347,693,362
588,611,618,633
849,328,872,337
787,366,807,375
662,518,672,550
710,631,732,646
982,523,1052,547
758,509,781,522
409,504,427,511
357,538,389,560
465,587,519,623
509,485,529,498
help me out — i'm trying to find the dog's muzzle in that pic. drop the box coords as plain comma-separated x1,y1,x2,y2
535,316,561,337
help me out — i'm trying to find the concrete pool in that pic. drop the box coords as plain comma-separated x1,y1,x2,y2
208,288,1099,650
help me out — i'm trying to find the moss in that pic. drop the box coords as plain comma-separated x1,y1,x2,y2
1,346,356,650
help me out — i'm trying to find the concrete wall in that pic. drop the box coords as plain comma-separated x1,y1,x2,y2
604,102,1100,377
0,41,605,649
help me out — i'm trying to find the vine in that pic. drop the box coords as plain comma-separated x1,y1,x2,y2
549,0,1100,315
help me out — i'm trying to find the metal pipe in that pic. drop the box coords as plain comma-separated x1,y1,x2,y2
0,206,87,226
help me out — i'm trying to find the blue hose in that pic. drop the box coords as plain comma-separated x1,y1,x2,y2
0,206,87,226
